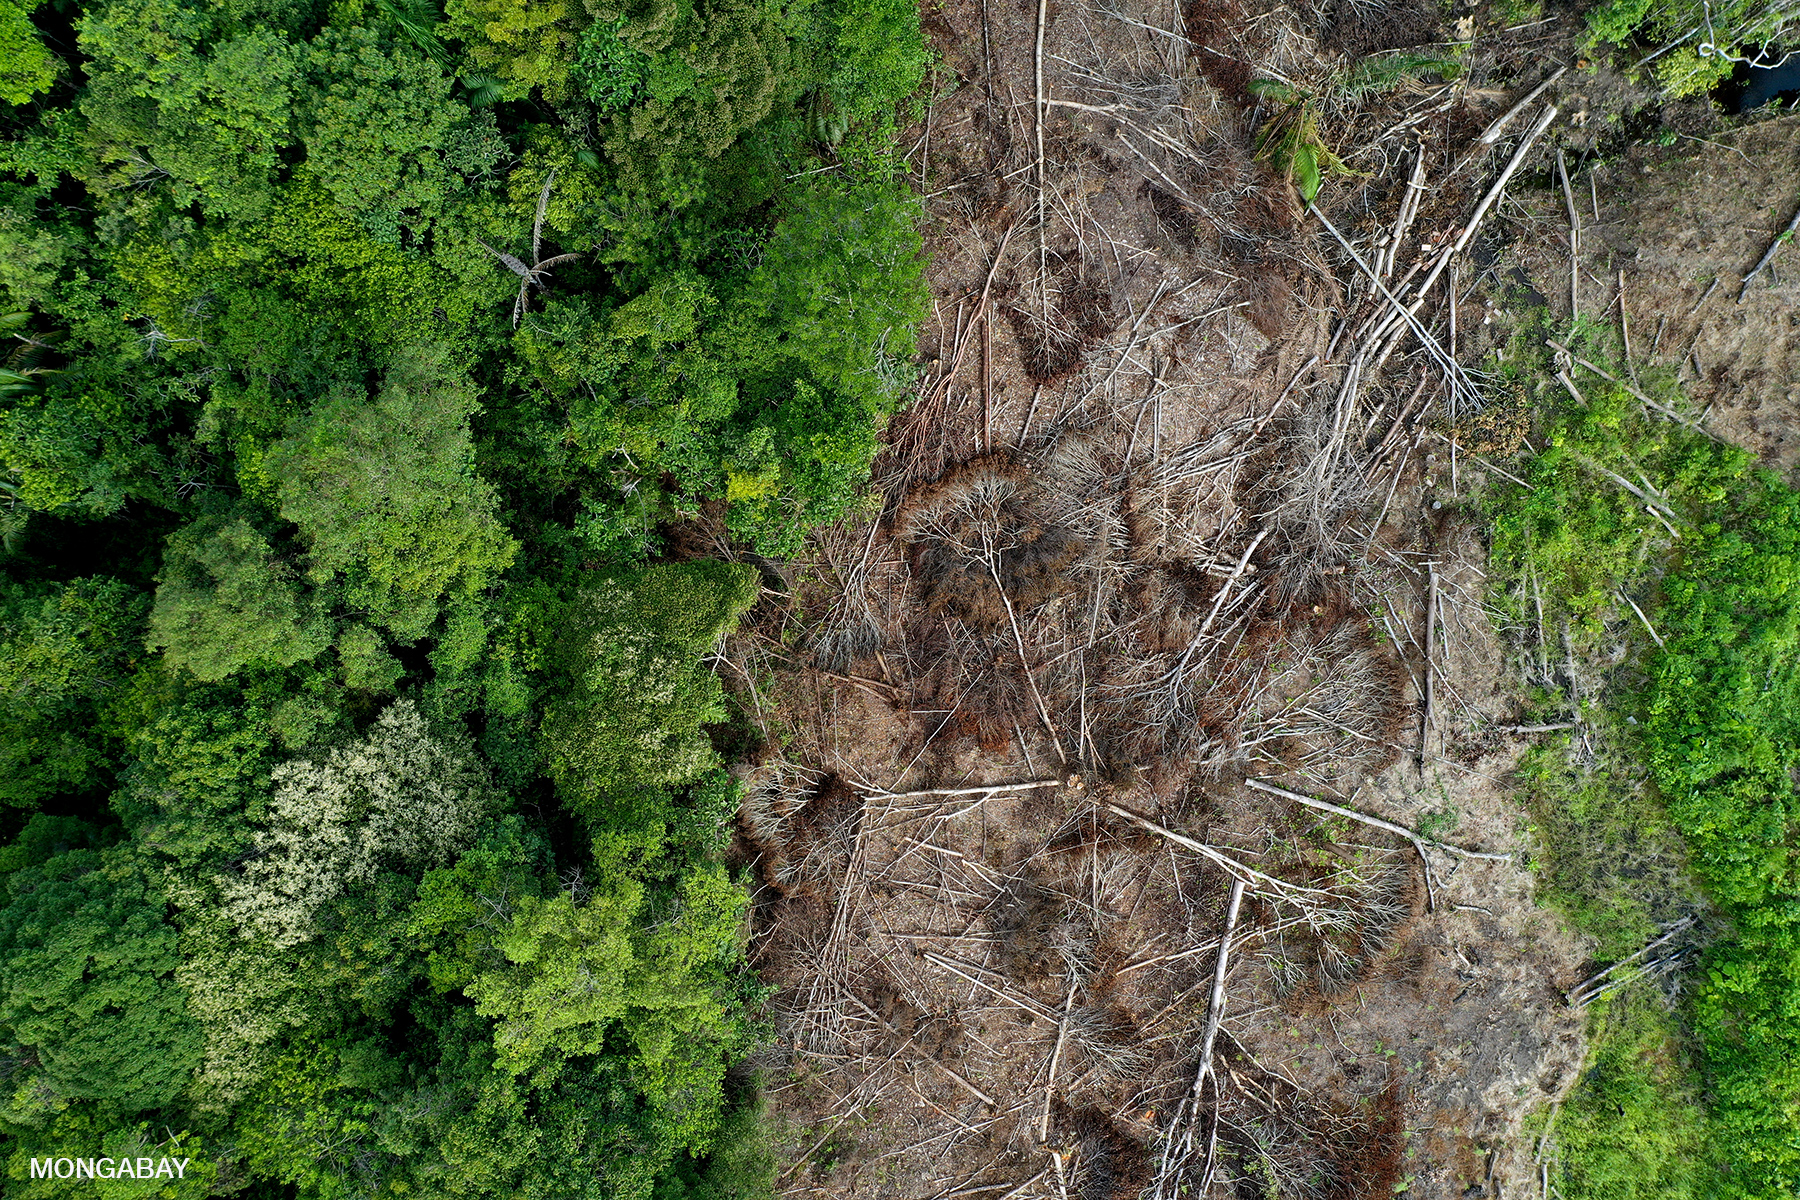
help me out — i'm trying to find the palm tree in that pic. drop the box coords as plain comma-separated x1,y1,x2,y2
0,310,59,402
479,169,583,327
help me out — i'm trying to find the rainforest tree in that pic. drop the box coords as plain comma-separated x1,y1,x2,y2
0,0,928,1188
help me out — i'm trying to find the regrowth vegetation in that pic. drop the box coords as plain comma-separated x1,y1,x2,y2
1582,0,1798,96
0,0,928,1189
1486,327,1800,1199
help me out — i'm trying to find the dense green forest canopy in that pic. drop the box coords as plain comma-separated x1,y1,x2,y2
0,0,927,1188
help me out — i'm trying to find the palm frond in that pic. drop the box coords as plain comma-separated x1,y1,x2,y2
532,168,559,265
478,239,534,280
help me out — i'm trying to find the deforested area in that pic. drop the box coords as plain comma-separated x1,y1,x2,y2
715,0,1800,1198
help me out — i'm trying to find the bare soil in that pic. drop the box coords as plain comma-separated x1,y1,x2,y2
716,5,1800,1199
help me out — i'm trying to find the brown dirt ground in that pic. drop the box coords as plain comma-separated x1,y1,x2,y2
1506,111,1800,472
713,6,1796,1200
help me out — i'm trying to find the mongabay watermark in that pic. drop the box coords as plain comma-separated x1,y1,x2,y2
30,1157,193,1180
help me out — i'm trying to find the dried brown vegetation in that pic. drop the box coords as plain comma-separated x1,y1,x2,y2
715,0,1619,1191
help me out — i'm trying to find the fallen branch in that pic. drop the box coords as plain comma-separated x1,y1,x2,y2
778,1107,863,1186
1308,205,1476,404
1033,0,1048,299
1379,147,1427,282
1354,104,1556,370
1097,800,1339,897
1151,879,1245,1200
1739,201,1800,303
1429,431,1527,486
984,533,1068,764
1195,879,1247,1093
1421,563,1438,763
1558,148,1580,321
1477,65,1567,144
1254,356,1318,438
1116,935,1224,976
1168,526,1271,684
1193,878,1246,1193
1577,456,1678,519
869,779,1064,801
1576,950,1692,1007
1245,778,1514,862
1039,977,1079,1142
1455,104,1560,259
992,1167,1052,1200
1568,916,1697,1004
1618,589,1665,648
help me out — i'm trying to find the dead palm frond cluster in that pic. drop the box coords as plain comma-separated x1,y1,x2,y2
480,170,582,327
834,419,1411,790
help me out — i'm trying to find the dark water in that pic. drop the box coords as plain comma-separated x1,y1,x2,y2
1738,52,1800,111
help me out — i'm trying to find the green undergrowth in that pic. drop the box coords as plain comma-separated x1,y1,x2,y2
1545,986,1711,1200
1582,0,1800,96
1484,320,1800,1198
1515,734,1698,962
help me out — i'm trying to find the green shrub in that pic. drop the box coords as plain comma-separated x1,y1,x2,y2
1556,987,1708,1200
1488,331,1800,1197
1584,0,1787,96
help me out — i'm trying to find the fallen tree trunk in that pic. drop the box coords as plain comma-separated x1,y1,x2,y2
1246,778,1514,862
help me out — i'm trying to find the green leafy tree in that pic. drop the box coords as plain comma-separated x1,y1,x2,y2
598,0,789,192
0,576,147,809
719,178,923,551
1554,987,1707,1200
0,368,172,517
465,862,751,1137
572,17,650,110
539,561,757,812
438,0,586,98
0,205,70,312
76,0,303,217
107,665,293,867
522,271,737,466
148,513,332,682
5,1115,218,1199
1583,0,1788,95
268,345,517,639
0,0,57,104
1488,339,1800,1198
0,848,203,1113
654,1092,778,1200
0,0,927,1186
800,0,927,134
300,25,470,242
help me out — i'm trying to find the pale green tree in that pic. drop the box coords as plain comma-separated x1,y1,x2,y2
268,345,517,640
539,561,758,815
221,700,492,948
